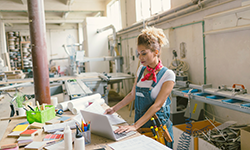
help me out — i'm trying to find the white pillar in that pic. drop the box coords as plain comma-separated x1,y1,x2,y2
78,23,83,50
0,20,7,65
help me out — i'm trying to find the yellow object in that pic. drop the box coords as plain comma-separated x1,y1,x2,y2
12,124,29,131
138,127,166,145
36,101,41,111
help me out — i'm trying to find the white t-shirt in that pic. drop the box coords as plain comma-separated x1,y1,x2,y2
136,65,175,100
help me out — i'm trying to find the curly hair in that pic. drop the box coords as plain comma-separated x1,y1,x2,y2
137,26,168,53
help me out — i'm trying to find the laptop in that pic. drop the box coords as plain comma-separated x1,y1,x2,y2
80,110,136,141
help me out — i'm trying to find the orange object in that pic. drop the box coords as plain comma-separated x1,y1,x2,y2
20,129,38,136
232,84,245,89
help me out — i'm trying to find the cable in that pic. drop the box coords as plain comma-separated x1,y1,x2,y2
177,89,193,150
168,59,189,72
3,92,14,98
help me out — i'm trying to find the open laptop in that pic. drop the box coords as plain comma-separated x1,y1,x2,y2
80,110,136,141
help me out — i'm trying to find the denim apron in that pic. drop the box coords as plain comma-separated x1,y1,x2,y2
134,66,174,148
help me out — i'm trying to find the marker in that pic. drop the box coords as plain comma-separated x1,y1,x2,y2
27,105,35,111
22,107,28,111
87,123,90,130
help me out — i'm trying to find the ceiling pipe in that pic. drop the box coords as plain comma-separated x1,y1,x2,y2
117,0,216,35
117,0,199,35
148,0,217,26
27,0,51,105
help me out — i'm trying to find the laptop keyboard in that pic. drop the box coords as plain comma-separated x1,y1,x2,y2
114,131,135,139
114,132,127,139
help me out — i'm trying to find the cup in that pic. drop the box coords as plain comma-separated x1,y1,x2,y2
81,130,91,145
51,97,58,108
17,107,26,116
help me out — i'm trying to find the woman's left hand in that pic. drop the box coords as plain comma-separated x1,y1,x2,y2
114,125,137,134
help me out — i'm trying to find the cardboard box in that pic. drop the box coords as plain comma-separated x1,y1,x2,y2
198,138,220,150
241,126,250,150
173,120,221,150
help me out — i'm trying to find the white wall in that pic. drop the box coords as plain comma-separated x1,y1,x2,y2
83,17,112,73
5,24,79,74
118,0,250,124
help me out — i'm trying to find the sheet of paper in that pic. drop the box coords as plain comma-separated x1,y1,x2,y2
12,124,29,131
43,120,76,133
8,131,23,137
44,140,65,150
84,102,105,114
106,114,126,125
83,102,126,125
17,136,33,141
108,135,172,150
44,114,83,133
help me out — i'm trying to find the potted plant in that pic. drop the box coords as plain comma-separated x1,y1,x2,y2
14,93,26,116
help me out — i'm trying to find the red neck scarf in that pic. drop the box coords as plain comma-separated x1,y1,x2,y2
141,59,163,83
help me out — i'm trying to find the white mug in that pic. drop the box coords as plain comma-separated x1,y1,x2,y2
51,97,58,107
18,107,26,116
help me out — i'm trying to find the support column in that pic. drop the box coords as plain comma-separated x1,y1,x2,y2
27,0,51,104
0,20,7,65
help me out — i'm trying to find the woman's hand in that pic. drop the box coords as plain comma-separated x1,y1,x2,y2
114,125,137,134
104,107,115,115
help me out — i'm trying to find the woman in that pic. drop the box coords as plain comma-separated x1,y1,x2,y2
104,27,175,148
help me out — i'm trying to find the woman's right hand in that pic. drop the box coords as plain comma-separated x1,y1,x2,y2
104,107,115,115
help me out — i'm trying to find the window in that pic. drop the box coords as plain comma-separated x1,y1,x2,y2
107,0,122,30
136,0,171,22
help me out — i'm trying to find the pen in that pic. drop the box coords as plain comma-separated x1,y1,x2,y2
27,105,35,111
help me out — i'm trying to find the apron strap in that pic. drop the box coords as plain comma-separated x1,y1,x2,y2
137,66,146,83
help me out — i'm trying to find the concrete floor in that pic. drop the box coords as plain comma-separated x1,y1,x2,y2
0,86,134,141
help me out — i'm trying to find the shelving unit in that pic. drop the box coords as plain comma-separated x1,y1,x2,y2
170,82,250,121
6,31,32,71
20,41,32,69
6,31,21,70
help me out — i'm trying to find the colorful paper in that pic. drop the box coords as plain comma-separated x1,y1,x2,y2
12,124,29,132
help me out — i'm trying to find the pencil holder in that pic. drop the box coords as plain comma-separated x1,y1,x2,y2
81,130,91,145
26,105,55,124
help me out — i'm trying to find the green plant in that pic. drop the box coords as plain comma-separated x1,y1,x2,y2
15,93,24,108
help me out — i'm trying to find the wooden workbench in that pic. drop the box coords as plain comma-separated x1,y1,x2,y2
0,107,140,150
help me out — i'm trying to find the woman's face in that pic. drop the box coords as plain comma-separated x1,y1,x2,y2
137,45,158,67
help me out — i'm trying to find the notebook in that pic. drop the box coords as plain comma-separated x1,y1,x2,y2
80,110,136,141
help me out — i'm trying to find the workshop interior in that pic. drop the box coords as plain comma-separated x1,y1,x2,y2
0,0,250,150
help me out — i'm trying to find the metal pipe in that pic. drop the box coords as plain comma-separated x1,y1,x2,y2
27,0,51,104
117,0,199,35
148,0,217,26
97,24,116,47
49,57,68,65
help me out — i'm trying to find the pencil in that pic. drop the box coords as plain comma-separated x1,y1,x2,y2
36,101,41,111
75,122,83,132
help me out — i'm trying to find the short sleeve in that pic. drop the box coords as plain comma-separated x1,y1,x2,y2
163,69,176,82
